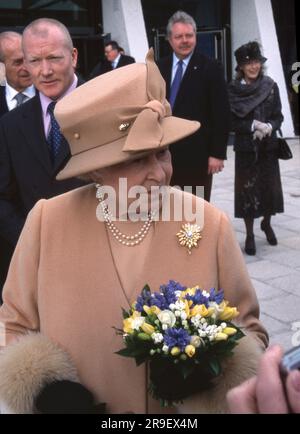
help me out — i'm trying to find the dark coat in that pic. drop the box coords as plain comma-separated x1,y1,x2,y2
157,52,230,172
89,54,135,79
229,81,283,152
0,81,86,250
0,86,13,296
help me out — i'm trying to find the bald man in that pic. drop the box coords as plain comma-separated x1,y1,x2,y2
0,20,85,302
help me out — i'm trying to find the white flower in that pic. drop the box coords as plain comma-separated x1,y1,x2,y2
158,310,176,328
190,335,202,348
132,316,145,330
180,312,187,320
151,332,164,344
162,345,169,353
202,290,210,298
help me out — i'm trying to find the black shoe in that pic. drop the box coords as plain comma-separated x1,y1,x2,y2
245,235,256,255
260,221,278,245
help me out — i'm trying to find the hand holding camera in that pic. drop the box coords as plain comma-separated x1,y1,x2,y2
227,345,300,413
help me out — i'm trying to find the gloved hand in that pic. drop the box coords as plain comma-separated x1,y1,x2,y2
253,120,272,137
253,129,265,141
34,380,106,414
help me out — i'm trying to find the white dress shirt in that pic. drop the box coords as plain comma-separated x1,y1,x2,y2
5,82,35,111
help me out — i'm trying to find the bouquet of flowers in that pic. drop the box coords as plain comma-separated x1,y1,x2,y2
116,280,245,407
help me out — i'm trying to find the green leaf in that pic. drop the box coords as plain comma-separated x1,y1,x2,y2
180,362,195,380
209,358,221,376
122,307,130,319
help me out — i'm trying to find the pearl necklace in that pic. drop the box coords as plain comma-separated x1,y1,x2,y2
96,184,155,247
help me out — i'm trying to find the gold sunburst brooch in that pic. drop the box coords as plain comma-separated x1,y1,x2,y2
176,223,202,255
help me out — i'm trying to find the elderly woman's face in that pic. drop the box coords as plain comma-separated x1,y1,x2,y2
240,60,262,83
92,148,172,204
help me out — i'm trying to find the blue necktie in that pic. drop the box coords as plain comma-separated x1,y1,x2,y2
14,92,27,106
47,101,64,161
169,60,183,109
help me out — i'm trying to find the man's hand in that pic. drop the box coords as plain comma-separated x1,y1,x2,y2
208,157,224,175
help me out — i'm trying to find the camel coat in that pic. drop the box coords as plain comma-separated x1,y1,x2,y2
0,185,267,413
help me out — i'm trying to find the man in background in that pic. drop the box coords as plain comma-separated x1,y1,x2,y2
157,11,230,201
0,19,85,302
89,40,135,79
0,31,35,299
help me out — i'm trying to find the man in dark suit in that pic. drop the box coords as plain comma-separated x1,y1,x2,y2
0,31,36,299
89,40,135,79
157,11,230,201
0,19,85,302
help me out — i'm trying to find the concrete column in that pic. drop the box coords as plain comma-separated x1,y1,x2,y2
231,0,294,137
102,0,149,62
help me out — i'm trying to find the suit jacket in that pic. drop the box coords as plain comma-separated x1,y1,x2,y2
0,80,85,249
0,86,9,117
89,54,135,79
0,186,267,413
0,86,12,294
157,52,230,172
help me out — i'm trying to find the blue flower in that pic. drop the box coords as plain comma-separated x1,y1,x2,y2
186,289,210,307
209,288,224,304
135,285,152,312
150,280,186,310
164,328,190,351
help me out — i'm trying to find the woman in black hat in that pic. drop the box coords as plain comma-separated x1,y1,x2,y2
228,41,284,255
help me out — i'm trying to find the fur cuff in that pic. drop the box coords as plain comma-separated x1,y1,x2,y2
0,333,78,414
177,334,264,414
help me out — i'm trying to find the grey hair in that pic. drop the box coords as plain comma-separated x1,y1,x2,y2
23,18,73,52
166,10,197,37
0,31,22,62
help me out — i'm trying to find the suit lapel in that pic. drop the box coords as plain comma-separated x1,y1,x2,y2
174,53,204,107
19,94,53,175
161,56,172,100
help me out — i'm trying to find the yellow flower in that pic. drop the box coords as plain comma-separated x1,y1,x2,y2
171,347,181,356
183,299,190,319
219,307,239,321
182,286,198,297
185,345,196,358
214,332,229,341
123,311,144,334
223,327,237,336
143,305,161,316
190,304,214,317
141,322,155,335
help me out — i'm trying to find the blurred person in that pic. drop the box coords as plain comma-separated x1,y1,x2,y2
0,62,5,85
228,41,284,256
0,51,267,414
157,11,230,202
0,19,86,302
89,40,135,79
227,345,300,413
0,31,35,301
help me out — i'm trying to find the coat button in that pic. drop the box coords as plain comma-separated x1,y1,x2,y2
74,132,80,139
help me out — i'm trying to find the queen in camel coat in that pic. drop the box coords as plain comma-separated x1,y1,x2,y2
0,51,268,414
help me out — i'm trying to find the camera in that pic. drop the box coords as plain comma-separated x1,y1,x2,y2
280,345,300,376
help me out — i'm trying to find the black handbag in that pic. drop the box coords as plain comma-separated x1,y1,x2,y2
277,129,293,160
277,137,293,160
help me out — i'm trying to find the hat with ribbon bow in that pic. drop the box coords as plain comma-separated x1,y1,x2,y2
55,49,200,180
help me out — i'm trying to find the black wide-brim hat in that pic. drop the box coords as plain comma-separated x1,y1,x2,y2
234,41,267,71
